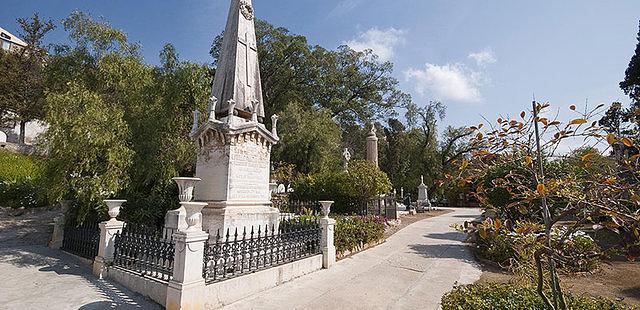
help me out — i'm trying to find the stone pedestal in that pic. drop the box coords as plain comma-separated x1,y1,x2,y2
48,216,65,249
320,217,336,269
93,220,125,278
165,231,208,310
193,120,280,238
164,208,187,240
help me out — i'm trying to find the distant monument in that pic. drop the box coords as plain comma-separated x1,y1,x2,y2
342,148,351,170
190,0,280,236
417,175,432,210
366,123,379,167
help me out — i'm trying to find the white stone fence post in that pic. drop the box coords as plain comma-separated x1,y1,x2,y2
319,201,336,269
48,200,72,249
93,200,127,278
166,201,208,310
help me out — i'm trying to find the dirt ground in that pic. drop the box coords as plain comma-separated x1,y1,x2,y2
384,209,452,238
0,206,61,248
476,256,640,307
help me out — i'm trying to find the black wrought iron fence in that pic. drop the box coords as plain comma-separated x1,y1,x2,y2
61,221,100,260
112,224,175,282
203,218,321,284
274,200,321,220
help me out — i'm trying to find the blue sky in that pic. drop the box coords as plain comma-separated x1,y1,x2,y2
2,0,640,130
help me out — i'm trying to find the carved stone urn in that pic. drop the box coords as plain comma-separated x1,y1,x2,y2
319,201,334,219
172,177,202,202
181,202,208,231
104,200,127,221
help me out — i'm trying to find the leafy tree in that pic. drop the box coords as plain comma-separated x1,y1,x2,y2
44,12,210,224
45,82,133,221
291,160,392,214
310,46,412,127
43,12,140,221
273,102,341,174
451,102,640,310
0,13,54,143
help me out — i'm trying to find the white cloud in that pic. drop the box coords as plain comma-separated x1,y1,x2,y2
468,48,497,66
329,0,366,18
345,27,405,62
405,63,483,103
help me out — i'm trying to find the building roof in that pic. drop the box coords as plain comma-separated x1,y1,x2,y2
0,26,27,47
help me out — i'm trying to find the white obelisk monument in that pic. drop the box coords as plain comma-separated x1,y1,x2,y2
190,0,280,236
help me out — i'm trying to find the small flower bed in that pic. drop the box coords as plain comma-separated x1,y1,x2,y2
334,215,386,255
441,283,632,310
468,218,601,273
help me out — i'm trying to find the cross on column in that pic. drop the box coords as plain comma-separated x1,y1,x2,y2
238,32,258,104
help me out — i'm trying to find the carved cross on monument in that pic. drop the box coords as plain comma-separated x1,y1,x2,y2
210,0,264,121
238,32,258,91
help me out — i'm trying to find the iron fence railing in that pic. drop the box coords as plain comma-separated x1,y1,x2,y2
274,200,321,221
112,224,175,282
367,196,398,220
203,218,321,284
61,221,100,260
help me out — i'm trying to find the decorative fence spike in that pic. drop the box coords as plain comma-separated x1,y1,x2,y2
203,219,321,284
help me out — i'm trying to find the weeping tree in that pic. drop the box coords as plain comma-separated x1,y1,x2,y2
449,102,640,309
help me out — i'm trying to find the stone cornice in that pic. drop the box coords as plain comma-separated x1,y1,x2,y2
192,120,279,148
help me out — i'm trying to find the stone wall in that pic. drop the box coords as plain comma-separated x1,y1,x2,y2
107,267,168,307
203,255,323,309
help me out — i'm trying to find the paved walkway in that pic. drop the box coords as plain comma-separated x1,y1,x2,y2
225,208,482,310
0,245,161,310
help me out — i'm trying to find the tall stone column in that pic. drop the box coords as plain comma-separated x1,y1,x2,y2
366,123,379,167
319,201,336,269
166,202,208,310
93,200,126,278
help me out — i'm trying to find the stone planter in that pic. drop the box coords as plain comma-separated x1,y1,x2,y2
172,177,201,202
104,200,127,221
319,201,334,219
181,202,208,231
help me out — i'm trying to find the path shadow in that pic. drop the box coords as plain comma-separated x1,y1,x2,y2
408,243,478,265
424,232,466,242
621,287,640,300
0,245,160,309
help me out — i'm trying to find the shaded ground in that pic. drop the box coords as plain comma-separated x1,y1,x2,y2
225,208,482,310
0,206,61,247
0,206,161,309
384,209,451,239
477,256,640,307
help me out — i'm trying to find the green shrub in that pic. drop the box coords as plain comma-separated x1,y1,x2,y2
334,215,386,254
441,283,633,310
0,150,47,209
291,160,392,214
476,232,515,266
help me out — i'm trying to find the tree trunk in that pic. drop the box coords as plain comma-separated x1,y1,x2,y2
19,120,26,145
